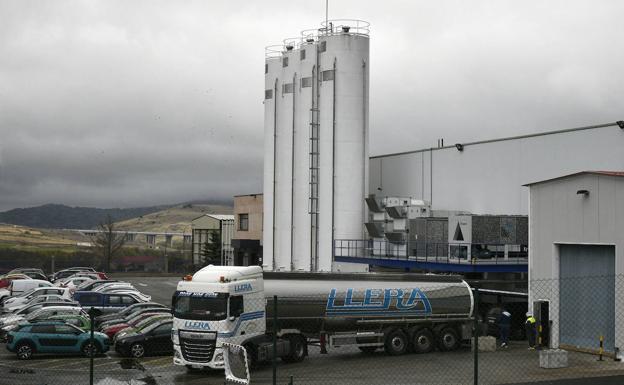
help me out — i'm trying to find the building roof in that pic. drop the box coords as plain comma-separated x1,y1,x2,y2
524,171,624,186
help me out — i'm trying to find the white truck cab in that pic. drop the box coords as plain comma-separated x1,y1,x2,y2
172,265,266,369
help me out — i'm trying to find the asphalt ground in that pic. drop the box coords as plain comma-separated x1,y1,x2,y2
1,276,624,384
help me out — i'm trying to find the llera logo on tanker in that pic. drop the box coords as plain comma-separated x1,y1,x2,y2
326,288,432,316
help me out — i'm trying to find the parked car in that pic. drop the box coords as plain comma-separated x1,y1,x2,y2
33,314,91,330
3,294,74,313
21,272,48,281
0,274,30,289
6,321,109,359
73,291,148,316
98,307,171,330
94,302,169,327
113,314,172,343
7,279,53,298
101,289,151,302
55,277,94,293
114,319,173,358
0,306,85,339
75,280,119,292
8,268,45,276
49,267,96,282
92,282,135,293
0,303,81,327
102,312,170,339
3,287,71,311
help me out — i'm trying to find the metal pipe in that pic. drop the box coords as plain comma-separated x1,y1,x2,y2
273,78,278,271
331,57,336,267
291,73,296,271
310,64,316,272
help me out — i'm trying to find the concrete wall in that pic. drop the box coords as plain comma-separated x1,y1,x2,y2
528,174,624,349
233,194,263,241
370,125,624,215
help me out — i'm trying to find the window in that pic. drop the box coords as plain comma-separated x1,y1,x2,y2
265,89,273,99
265,63,268,74
31,325,55,334
322,69,334,81
282,83,294,94
230,296,244,317
300,49,306,60
301,77,312,88
282,57,288,67
319,41,326,52
151,323,172,335
55,324,79,334
108,295,121,305
79,294,100,305
122,295,137,304
172,292,228,321
239,214,249,231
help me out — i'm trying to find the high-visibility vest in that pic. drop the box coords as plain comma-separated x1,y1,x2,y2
526,316,536,324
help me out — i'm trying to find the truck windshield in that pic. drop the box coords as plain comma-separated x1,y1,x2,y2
173,291,227,321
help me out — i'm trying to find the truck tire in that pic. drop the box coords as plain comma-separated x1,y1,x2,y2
411,328,434,354
437,327,460,351
282,334,307,363
384,329,408,356
243,343,259,369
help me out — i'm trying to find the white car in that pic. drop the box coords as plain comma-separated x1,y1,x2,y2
55,277,94,293
92,283,135,293
0,302,79,327
2,287,71,311
3,294,74,313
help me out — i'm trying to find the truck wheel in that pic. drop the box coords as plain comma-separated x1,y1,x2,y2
16,342,35,360
384,329,408,356
243,343,259,369
437,327,460,351
358,346,378,354
282,335,307,363
411,328,434,354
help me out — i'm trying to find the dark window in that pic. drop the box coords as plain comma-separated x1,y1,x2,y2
108,295,121,305
322,70,334,81
79,294,100,305
172,292,228,321
282,57,288,67
55,324,78,334
31,325,55,334
319,41,326,52
230,296,244,317
265,89,273,99
239,214,249,231
265,63,268,74
301,77,312,88
282,83,294,94
152,323,172,335
300,49,306,60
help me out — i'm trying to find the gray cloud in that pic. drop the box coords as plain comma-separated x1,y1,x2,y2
1,0,623,211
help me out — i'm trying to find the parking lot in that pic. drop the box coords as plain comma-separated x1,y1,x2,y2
2,275,624,384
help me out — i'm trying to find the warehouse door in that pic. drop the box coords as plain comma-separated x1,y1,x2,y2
559,244,615,351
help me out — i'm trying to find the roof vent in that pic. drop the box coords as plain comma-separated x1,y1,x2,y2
285,45,294,51
342,26,351,33
306,38,314,43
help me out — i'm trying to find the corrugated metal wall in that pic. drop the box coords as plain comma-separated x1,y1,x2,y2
559,244,615,351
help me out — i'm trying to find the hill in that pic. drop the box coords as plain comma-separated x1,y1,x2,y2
114,203,233,233
0,203,170,229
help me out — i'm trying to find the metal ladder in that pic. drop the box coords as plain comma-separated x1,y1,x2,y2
309,107,320,270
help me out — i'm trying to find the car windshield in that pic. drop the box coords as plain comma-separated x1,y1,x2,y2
136,315,168,329
173,291,227,321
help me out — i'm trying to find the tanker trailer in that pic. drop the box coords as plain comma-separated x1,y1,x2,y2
171,265,473,370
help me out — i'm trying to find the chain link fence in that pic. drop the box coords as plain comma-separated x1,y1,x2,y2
2,275,624,384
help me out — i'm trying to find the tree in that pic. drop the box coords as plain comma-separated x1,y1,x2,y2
201,230,222,266
89,215,126,271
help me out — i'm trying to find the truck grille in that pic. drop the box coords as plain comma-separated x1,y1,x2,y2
179,331,217,363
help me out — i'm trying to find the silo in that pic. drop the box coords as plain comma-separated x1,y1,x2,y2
263,51,281,271
264,20,369,272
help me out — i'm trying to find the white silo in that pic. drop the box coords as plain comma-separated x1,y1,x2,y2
263,20,370,272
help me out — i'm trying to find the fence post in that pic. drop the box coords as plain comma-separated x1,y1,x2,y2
473,288,479,385
88,307,97,385
273,295,278,385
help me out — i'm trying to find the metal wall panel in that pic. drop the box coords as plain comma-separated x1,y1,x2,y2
559,244,615,351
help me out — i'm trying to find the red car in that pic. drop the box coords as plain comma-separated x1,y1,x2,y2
101,312,163,339
0,274,30,289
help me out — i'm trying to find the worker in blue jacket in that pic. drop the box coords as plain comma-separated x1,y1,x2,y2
498,309,512,348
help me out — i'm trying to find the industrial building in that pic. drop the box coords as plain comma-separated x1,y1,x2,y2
190,214,234,266
526,171,624,354
261,21,624,275
231,194,263,266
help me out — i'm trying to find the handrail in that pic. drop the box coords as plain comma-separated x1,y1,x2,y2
266,19,370,58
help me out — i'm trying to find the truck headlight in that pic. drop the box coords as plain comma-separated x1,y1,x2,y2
171,330,179,345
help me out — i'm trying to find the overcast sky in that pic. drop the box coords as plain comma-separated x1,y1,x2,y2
1,0,622,211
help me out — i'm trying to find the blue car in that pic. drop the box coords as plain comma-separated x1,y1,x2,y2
6,321,109,359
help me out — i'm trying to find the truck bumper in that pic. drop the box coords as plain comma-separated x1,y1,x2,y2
173,345,224,370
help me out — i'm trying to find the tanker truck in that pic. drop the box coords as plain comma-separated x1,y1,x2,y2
171,265,474,370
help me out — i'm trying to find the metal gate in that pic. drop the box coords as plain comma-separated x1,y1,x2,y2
559,244,615,351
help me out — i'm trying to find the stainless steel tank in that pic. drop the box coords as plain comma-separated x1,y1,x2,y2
263,272,473,333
